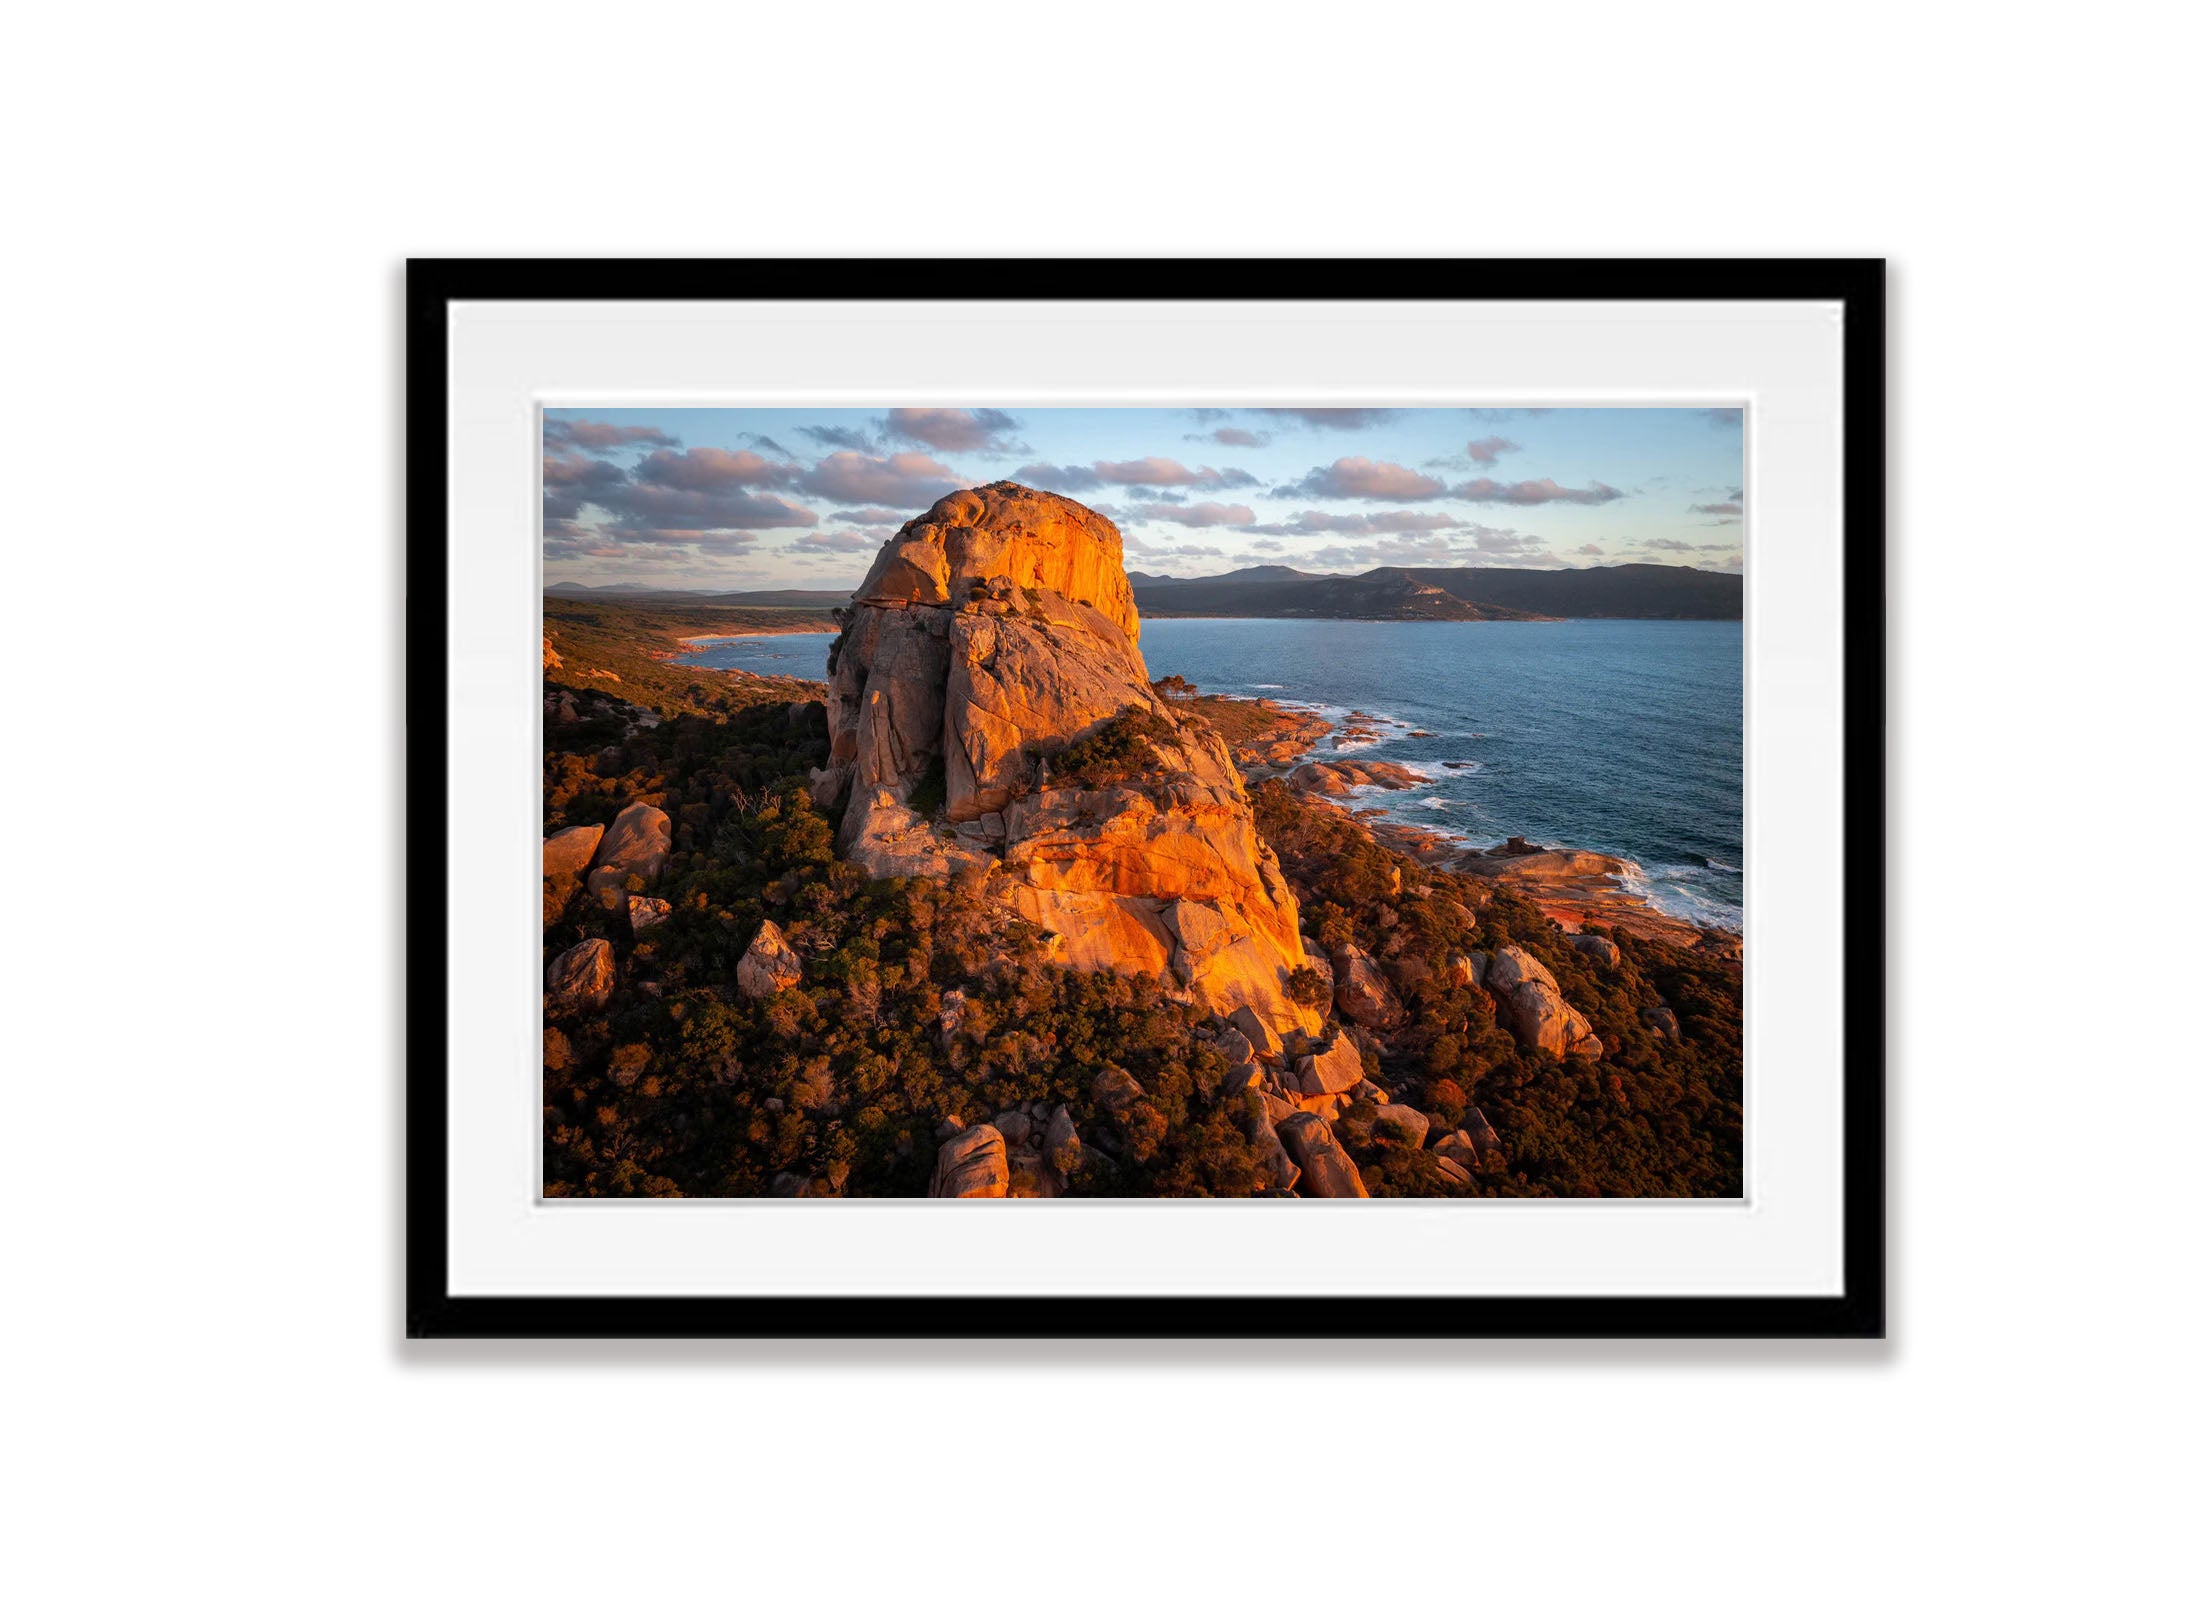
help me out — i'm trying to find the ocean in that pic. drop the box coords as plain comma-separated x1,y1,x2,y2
679,616,1743,929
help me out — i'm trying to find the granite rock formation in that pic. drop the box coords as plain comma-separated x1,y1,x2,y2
812,483,1319,1039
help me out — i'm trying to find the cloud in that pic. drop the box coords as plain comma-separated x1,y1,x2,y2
881,407,1022,453
1453,476,1625,506
793,450,967,509
1688,501,1745,516
792,529,881,554
544,418,680,453
1574,543,1606,557
1278,456,1449,501
1252,407,1393,430
1093,456,1259,490
1011,461,1104,494
544,442,819,552
1276,509,1481,535
1426,435,1524,470
1185,426,1272,448
797,423,879,451
830,507,907,526
633,447,798,492
1698,408,1744,428
1131,501,1258,527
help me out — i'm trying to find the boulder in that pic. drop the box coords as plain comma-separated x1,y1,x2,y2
542,823,604,879
1457,1106,1501,1162
1430,1131,1478,1169
996,1109,1033,1149
736,919,802,1000
1222,1060,1265,1097
1217,1027,1255,1069
1294,1032,1365,1097
813,483,1321,1042
1645,1005,1681,1040
627,895,671,931
584,801,671,912
1433,1156,1475,1188
1276,1113,1368,1199
1482,944,1601,1059
1569,933,1623,972
1330,943,1405,1030
1372,1104,1429,1148
1247,1111,1299,1193
545,937,614,1016
1230,1005,1285,1062
1091,1066,1146,1119
928,1124,1009,1198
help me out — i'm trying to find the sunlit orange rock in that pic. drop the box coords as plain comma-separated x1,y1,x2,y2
814,483,1319,1039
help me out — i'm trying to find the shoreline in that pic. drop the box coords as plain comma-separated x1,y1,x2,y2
1205,690,1740,950
676,625,838,647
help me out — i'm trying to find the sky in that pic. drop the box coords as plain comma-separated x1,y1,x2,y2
543,406,1745,591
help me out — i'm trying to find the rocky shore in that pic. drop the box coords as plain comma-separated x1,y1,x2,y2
1183,694,1734,958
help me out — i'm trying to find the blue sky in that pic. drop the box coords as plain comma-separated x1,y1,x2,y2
543,406,1745,589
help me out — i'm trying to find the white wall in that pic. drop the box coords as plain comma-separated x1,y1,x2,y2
6,3,2189,1595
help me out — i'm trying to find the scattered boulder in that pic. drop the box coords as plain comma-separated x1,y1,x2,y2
996,1109,1033,1149
542,823,604,879
736,919,802,1000
545,937,615,1016
1330,943,1405,1030
1372,1104,1429,1148
1217,1027,1255,1069
1433,1156,1475,1188
1645,1005,1681,1041
928,1124,1009,1198
767,1172,811,1199
1482,945,1601,1059
1230,1005,1285,1061
1247,1110,1300,1192
584,801,671,913
1294,1032,1366,1097
1430,1131,1478,1169
1276,1112,1368,1198
1222,1060,1265,1097
1569,933,1623,972
1457,1106,1501,1163
627,895,671,931
1091,1066,1146,1119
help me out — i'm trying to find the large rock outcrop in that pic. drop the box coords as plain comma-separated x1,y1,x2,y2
584,801,671,914
1483,946,1603,1060
812,483,1319,1039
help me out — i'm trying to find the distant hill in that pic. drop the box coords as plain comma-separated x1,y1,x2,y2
1132,562,1739,621
548,561,1739,621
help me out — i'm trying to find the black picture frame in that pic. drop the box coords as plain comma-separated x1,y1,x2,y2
406,258,1885,1339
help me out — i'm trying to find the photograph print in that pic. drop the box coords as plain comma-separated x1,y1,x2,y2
540,404,1744,1201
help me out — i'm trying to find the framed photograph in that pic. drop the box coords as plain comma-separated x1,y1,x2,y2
407,259,1884,1337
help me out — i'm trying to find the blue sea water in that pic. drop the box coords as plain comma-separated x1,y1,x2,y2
680,617,1743,929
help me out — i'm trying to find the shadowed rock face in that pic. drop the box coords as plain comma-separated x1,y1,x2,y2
814,482,1320,1038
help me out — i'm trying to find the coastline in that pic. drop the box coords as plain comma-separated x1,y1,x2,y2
1203,689,1739,955
676,624,837,646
